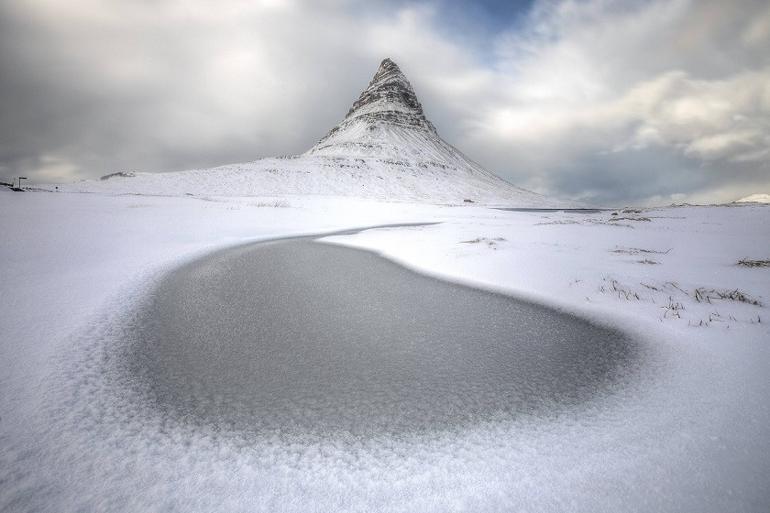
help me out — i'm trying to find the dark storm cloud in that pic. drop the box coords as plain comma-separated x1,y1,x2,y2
1,0,768,205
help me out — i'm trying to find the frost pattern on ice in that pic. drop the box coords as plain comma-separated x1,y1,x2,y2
127,239,640,439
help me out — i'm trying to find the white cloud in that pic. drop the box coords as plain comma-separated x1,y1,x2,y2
452,0,770,204
1,0,768,205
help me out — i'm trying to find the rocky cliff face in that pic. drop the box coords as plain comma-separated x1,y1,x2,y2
311,58,438,150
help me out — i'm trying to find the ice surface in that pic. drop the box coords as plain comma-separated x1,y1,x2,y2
129,239,640,439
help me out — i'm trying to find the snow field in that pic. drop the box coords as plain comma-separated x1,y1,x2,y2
1,190,769,512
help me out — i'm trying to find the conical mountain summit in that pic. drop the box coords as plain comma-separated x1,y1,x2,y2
59,58,559,206
305,58,535,202
311,58,437,151
347,58,431,122
307,58,475,168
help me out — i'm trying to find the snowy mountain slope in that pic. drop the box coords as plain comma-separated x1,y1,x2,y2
735,193,770,204
52,59,559,206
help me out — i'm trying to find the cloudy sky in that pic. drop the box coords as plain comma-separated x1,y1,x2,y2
1,0,768,205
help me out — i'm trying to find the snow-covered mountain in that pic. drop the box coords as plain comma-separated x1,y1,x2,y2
54,59,557,206
735,193,770,204
307,58,482,167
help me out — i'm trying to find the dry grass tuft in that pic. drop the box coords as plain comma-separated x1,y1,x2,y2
611,246,672,255
599,278,640,300
737,258,770,268
694,288,761,306
249,200,291,208
460,237,506,249
661,297,685,319
608,216,651,222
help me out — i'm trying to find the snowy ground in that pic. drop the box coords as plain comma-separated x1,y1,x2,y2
1,189,769,512
325,203,770,331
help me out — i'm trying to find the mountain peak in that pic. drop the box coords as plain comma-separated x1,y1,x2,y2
376,57,400,74
343,57,429,123
308,58,437,154
367,58,405,89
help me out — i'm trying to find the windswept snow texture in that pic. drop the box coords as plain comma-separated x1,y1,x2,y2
130,239,638,439
47,59,554,206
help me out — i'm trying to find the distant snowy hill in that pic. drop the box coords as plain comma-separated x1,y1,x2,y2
53,59,558,206
735,193,770,204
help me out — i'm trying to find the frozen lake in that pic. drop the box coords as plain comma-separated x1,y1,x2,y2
128,237,640,439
